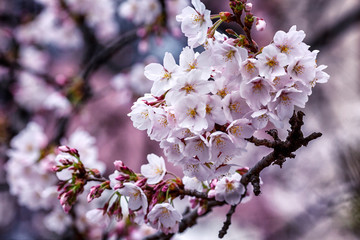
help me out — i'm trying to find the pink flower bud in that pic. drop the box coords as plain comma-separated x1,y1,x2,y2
115,175,129,182
69,148,79,157
55,74,67,86
136,178,147,187
114,160,124,169
245,3,252,12
161,185,169,193
137,27,147,38
210,179,218,189
255,18,266,31
59,158,72,165
51,166,60,172
208,189,216,198
91,168,101,178
58,145,70,152
197,205,207,215
189,197,199,209
87,185,104,203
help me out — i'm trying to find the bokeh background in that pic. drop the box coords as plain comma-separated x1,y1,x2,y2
0,0,359,239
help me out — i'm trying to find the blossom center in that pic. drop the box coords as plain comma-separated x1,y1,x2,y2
187,108,197,118
292,63,304,75
266,57,278,68
181,83,195,94
245,62,256,73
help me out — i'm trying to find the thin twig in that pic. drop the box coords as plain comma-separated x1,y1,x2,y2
218,204,238,238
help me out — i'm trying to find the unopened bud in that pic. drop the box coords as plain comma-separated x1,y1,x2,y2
255,18,266,31
114,160,125,170
225,29,237,36
208,189,216,198
236,167,249,176
59,158,72,165
90,168,101,178
161,185,169,193
51,166,60,172
219,12,232,22
136,178,147,187
210,179,218,189
245,3,252,12
58,145,70,152
197,205,207,216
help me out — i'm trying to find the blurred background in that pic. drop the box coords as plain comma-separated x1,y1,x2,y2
0,0,359,239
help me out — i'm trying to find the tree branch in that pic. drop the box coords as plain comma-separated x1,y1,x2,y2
242,111,322,195
308,5,360,50
80,29,138,83
218,204,237,238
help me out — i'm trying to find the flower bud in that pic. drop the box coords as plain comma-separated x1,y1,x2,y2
219,12,232,22
114,160,125,171
58,145,70,152
255,18,266,31
136,178,147,187
245,3,252,12
90,168,101,178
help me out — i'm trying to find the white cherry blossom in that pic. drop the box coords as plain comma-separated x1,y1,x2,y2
269,88,308,120
176,0,212,47
165,70,211,105
160,138,186,165
147,203,182,234
141,154,166,184
183,135,210,163
174,95,207,132
227,119,255,148
256,45,287,79
144,52,179,96
240,76,274,110
214,173,245,205
119,183,148,211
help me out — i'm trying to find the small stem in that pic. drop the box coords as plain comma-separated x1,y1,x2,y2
211,14,220,19
87,177,108,182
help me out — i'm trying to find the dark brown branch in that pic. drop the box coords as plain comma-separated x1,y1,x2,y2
308,5,360,51
0,53,58,88
241,111,322,196
218,204,237,238
59,0,100,64
178,189,211,200
80,29,138,82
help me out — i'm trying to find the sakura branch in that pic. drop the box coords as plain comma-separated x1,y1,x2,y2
3,0,330,239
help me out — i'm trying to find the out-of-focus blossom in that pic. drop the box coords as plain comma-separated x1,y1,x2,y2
147,203,182,234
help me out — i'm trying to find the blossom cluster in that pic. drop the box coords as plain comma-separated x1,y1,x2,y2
46,0,330,237
16,0,117,48
54,151,184,235
5,122,107,237
129,0,329,183
119,0,188,32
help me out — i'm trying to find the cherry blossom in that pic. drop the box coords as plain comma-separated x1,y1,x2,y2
214,173,245,205
176,0,212,47
147,203,183,234
141,154,167,184
119,183,148,211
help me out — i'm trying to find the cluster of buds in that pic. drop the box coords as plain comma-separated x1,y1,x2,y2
54,145,101,212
